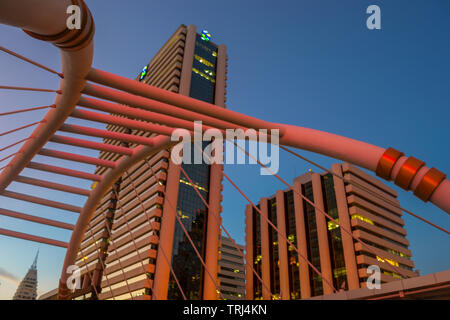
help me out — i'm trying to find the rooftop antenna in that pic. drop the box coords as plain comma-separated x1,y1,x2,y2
31,249,39,270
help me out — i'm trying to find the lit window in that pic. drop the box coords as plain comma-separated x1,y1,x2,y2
376,256,399,267
192,67,216,83
179,178,208,192
177,210,189,219
351,214,374,225
194,54,214,67
327,219,340,230
333,267,347,278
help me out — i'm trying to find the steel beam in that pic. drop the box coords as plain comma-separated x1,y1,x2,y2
0,227,68,248
15,175,91,196
39,148,116,168
27,161,102,181
0,208,74,230
1,190,81,213
50,134,132,156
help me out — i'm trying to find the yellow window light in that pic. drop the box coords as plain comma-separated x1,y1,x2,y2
194,54,214,67
351,214,374,225
327,219,340,230
376,256,399,267
179,178,208,192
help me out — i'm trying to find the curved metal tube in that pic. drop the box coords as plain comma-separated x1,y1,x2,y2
1,0,448,301
58,136,175,298
278,123,449,213
0,0,94,192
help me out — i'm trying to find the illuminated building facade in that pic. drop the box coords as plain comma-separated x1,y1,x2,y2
218,236,245,300
245,163,418,300
13,251,39,300
73,25,227,300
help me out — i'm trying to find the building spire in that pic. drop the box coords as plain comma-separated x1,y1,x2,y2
31,249,39,270
13,250,39,300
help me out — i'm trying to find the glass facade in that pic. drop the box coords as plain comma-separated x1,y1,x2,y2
284,190,301,299
322,174,347,290
268,199,280,299
167,33,218,300
248,169,414,299
253,205,263,299
303,182,323,296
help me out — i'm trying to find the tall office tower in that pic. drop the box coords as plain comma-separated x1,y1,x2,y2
245,163,418,300
73,25,227,300
13,251,39,300
218,236,245,300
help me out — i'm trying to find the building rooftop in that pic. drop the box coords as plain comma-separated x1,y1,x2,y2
308,269,450,300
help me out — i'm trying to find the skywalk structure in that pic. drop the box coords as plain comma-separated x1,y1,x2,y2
72,25,227,300
0,0,448,300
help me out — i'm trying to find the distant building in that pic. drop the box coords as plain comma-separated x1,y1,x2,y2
13,251,39,300
245,163,418,300
218,236,245,300
38,288,58,300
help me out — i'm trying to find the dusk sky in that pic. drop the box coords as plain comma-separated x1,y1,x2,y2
0,0,449,299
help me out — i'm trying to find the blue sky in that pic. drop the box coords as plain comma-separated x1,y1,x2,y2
0,0,449,299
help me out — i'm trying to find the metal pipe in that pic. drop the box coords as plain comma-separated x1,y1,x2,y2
78,95,222,133
59,135,175,298
0,227,68,248
70,108,176,136
50,134,132,156
0,0,94,193
15,175,91,196
27,161,102,181
0,208,74,230
39,148,116,168
1,190,82,213
59,123,155,147
80,86,241,132
86,68,284,134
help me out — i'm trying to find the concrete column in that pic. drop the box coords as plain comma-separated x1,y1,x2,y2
260,198,271,300
214,44,227,107
203,42,227,299
202,163,223,299
332,163,359,290
311,173,334,295
244,204,254,300
152,25,196,300
152,160,181,300
82,272,91,290
275,190,290,300
292,181,311,298
178,24,196,95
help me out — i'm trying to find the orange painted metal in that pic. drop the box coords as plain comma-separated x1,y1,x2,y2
414,168,446,202
376,147,404,180
394,156,425,190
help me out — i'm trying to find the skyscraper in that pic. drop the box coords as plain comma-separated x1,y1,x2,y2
245,163,418,300
218,236,245,300
72,25,227,300
13,250,39,300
